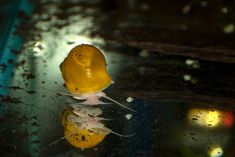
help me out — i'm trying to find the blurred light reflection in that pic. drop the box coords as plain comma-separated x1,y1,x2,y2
205,110,220,127
188,108,234,128
185,59,200,68
223,111,234,127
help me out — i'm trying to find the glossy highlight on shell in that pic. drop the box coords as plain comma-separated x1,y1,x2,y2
60,44,112,95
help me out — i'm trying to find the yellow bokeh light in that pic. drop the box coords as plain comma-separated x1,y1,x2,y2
205,111,220,127
209,145,223,157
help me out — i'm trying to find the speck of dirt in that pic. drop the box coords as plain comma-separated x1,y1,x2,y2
15,115,28,124
7,59,14,64
31,122,40,127
0,85,23,91
17,10,30,20
36,44,44,51
0,95,22,104
0,63,7,72
81,135,85,141
31,115,37,120
189,132,195,135
21,73,35,80
16,60,26,67
11,49,21,55
30,131,39,136
0,85,36,96
32,140,40,144
16,131,29,140
56,93,62,96
8,86,24,90
11,72,14,78
67,41,75,45
26,90,36,94
192,118,198,121
191,136,197,141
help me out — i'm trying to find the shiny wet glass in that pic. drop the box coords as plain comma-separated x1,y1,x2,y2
0,0,235,157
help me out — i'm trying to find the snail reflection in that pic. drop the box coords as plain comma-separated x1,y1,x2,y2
61,104,133,149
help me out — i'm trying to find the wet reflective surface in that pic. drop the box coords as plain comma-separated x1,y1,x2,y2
0,0,235,157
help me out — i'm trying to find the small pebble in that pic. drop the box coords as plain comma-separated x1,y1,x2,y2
185,59,194,65
221,7,228,14
223,23,234,34
125,114,133,120
183,74,191,81
182,4,191,15
139,50,150,58
201,1,208,7
126,97,134,103
185,59,200,68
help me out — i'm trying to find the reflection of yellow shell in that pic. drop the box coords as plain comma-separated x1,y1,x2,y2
61,109,107,149
60,44,112,94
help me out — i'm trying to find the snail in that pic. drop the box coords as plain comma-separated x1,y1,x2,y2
60,44,135,112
